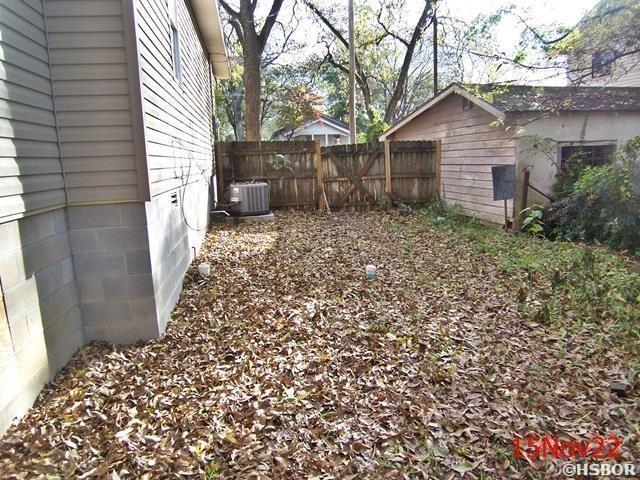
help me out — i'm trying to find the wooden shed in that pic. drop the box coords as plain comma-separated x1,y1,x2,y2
380,83,640,224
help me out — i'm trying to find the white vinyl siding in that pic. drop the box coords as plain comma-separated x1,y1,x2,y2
0,0,66,222
45,0,139,204
569,52,640,87
136,0,214,197
389,94,517,224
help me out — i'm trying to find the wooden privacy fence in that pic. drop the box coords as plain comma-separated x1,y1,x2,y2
216,140,440,210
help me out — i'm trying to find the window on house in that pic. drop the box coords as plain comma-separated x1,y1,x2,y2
592,51,615,77
559,144,615,170
169,0,181,81
171,26,181,81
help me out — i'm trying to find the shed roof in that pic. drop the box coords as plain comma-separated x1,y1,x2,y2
466,83,640,112
380,82,640,140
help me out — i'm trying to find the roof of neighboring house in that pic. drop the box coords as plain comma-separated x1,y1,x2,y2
380,82,640,140
189,0,230,78
316,114,350,131
272,114,350,139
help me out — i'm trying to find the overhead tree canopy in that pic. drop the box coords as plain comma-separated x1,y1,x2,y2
304,0,434,129
215,1,632,141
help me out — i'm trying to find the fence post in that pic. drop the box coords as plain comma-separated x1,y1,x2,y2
215,141,225,204
515,168,530,230
315,140,324,210
435,139,442,201
384,140,392,209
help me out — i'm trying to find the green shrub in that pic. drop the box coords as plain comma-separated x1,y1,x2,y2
519,247,640,340
551,156,589,198
520,205,545,236
545,137,640,253
359,110,389,143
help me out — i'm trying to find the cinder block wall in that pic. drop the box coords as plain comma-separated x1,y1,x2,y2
67,204,159,344
0,209,83,434
68,189,209,343
146,181,209,331
0,187,210,434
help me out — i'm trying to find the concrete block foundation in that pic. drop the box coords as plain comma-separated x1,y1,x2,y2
0,182,210,435
0,209,83,434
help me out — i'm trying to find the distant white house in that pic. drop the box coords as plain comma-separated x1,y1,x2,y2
272,114,350,146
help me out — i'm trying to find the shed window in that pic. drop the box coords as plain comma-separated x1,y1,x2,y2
559,144,615,170
592,51,615,77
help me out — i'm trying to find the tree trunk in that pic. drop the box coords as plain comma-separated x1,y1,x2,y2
220,0,284,141
232,93,244,140
239,0,261,141
243,46,261,141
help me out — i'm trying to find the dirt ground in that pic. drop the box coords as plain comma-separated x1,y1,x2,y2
0,211,637,479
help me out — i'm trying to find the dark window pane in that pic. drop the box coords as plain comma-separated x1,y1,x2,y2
560,144,615,170
172,25,181,81
592,51,615,77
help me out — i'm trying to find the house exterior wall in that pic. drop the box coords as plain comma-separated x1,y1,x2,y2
136,0,214,197
0,0,82,435
67,203,159,344
45,0,143,204
0,0,66,222
568,53,640,87
135,0,214,329
146,177,209,331
0,0,222,435
292,133,346,146
513,110,640,207
0,209,83,434
387,93,517,224
277,121,349,145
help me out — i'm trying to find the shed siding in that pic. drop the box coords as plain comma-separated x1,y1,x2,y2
136,0,214,197
45,0,139,204
0,0,66,221
389,94,516,224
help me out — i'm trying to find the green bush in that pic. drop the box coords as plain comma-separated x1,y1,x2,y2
551,155,589,198
545,137,640,254
520,205,545,236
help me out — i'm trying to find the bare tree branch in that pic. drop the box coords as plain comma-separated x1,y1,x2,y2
258,0,286,53
376,8,409,48
383,0,434,123
219,0,239,18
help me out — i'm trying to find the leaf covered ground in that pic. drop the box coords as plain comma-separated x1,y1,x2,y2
0,211,638,479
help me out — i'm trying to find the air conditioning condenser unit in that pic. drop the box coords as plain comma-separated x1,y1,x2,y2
229,182,270,216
